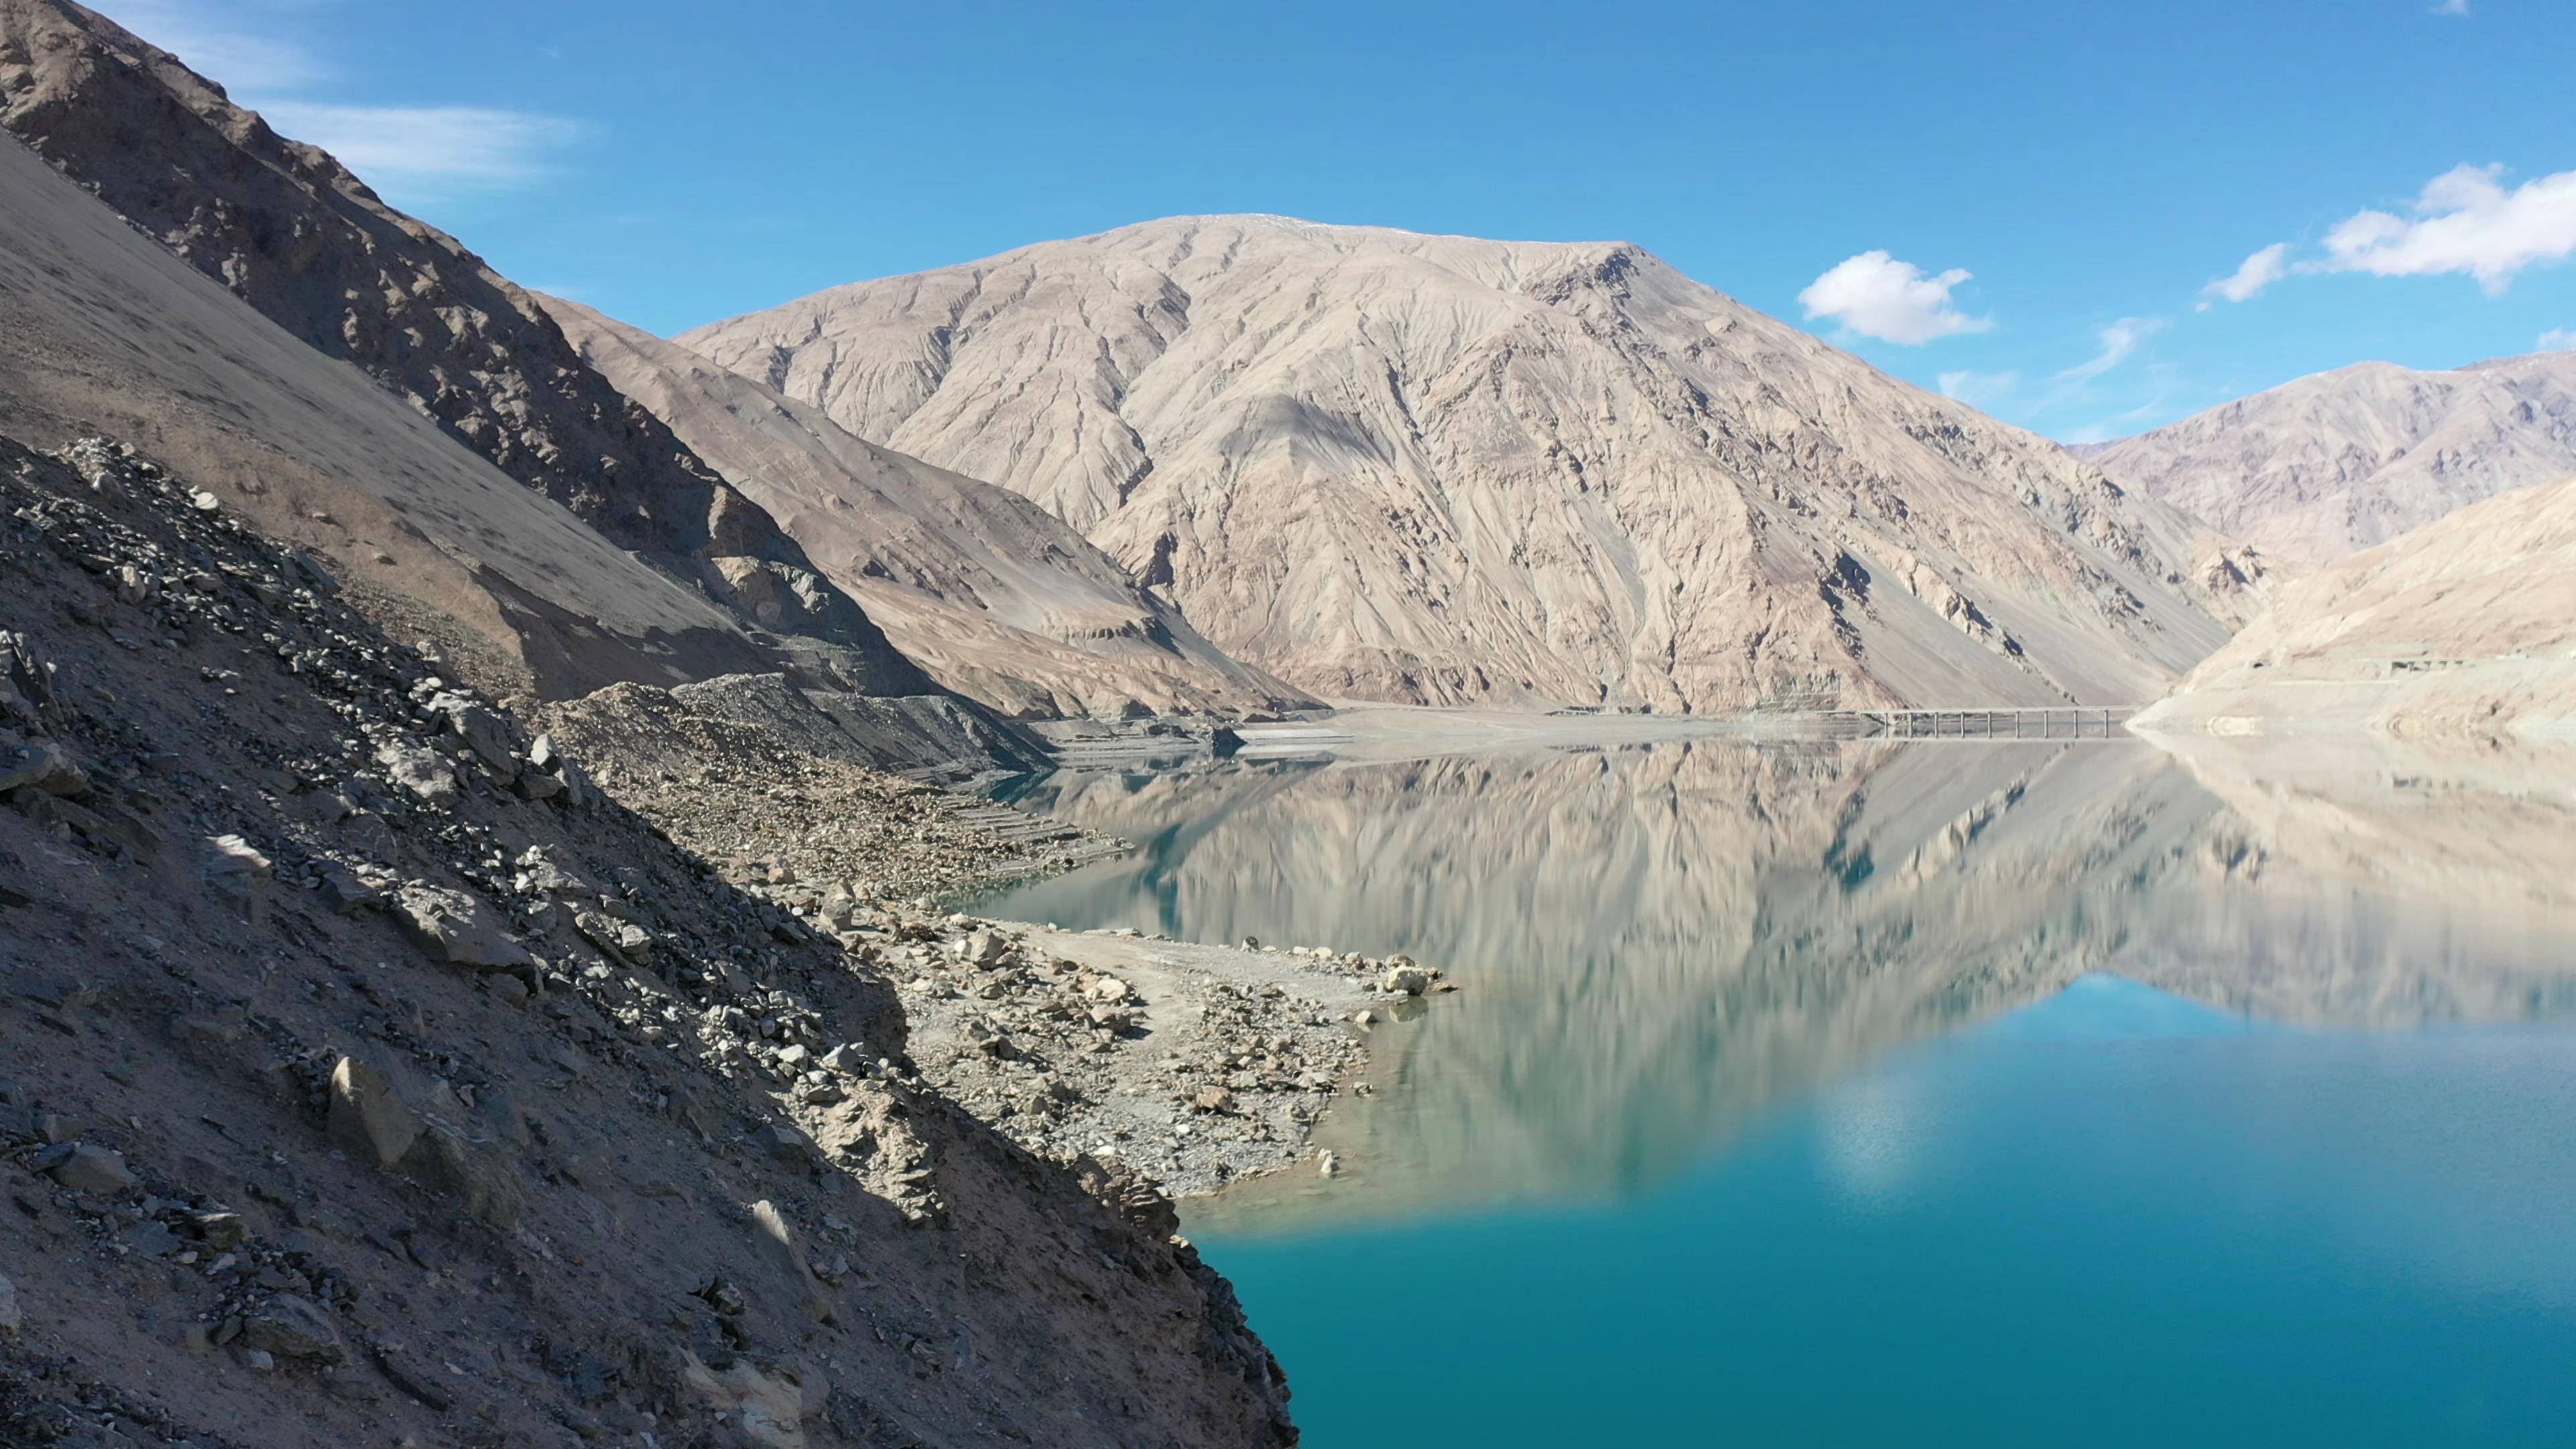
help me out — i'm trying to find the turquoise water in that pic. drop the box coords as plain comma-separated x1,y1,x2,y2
979,739,2576,1446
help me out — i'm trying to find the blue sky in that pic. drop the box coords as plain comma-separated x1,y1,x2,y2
102,0,2576,443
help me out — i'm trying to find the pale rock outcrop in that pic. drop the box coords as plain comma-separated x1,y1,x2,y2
2077,350,2576,569
684,215,2250,710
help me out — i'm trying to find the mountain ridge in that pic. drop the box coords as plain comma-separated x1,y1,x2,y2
2076,349,2576,569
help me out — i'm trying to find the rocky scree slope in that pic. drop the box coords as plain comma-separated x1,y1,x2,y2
0,0,932,700
0,435,1293,1446
2132,471,2576,739
684,215,2253,711
544,297,1309,721
2076,350,2576,570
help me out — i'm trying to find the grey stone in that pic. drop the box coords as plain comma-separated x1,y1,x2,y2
0,739,85,796
0,1272,18,1336
515,845,596,896
951,929,1010,966
392,885,534,971
425,692,518,777
328,1056,421,1167
237,1295,343,1363
44,1143,137,1193
315,862,380,915
373,740,456,805
201,834,271,924
1377,964,1432,996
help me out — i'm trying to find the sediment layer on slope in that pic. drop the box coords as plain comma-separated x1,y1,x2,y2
684,215,2251,711
545,297,1310,720
2076,351,2576,569
0,431,1293,1446
0,0,930,694
2131,472,2576,738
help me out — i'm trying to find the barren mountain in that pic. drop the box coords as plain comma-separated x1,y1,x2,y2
0,0,928,694
545,297,1309,720
2131,472,2576,738
2075,351,2576,568
683,215,2251,711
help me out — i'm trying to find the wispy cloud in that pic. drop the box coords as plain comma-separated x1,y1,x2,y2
2431,0,2469,15
254,102,589,192
2051,317,2165,387
1798,251,1994,345
2200,242,2291,306
2542,327,2576,352
97,1,587,205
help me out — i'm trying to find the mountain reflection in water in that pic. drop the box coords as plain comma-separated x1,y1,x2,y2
979,734,2576,1230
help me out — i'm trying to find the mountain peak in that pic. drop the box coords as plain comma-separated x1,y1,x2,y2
680,221,2245,711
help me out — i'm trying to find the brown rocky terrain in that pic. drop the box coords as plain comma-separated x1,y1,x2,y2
682,215,2255,712
0,0,938,704
543,297,1308,722
2129,472,2576,739
2076,350,2576,570
0,433,1297,1446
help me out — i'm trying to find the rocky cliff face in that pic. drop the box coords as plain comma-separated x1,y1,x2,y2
545,297,1310,720
0,435,1293,1446
683,215,2250,711
2076,351,2576,569
2131,472,2576,738
0,0,930,697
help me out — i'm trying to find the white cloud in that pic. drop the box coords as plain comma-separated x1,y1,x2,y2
2542,328,2576,352
2317,164,2576,294
2432,0,2469,15
2202,242,2292,304
1799,251,1994,345
1936,370,2019,408
2057,423,2115,446
254,102,587,192
2051,317,2165,386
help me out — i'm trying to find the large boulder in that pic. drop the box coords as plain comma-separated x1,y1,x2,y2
327,1055,422,1167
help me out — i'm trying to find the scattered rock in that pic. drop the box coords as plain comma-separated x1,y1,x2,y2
0,1272,19,1337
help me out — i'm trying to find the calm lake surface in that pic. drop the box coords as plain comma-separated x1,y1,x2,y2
977,735,2576,1446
